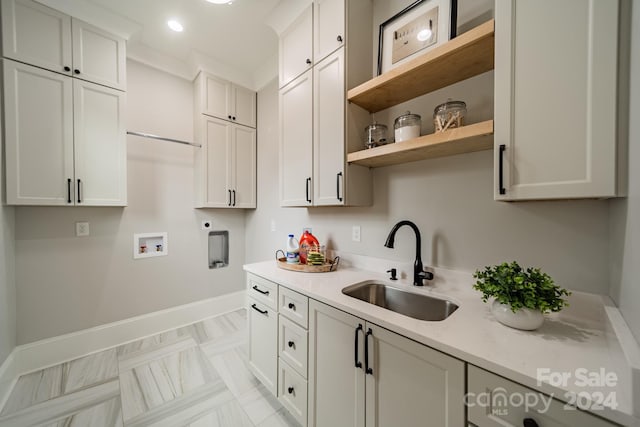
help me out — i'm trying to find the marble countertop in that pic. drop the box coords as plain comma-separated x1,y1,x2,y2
244,256,640,426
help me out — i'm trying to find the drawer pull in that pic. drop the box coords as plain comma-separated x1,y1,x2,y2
288,386,294,394
252,285,269,296
288,340,295,348
288,302,296,310
251,304,268,315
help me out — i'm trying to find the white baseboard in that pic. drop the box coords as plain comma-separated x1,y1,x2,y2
0,290,246,409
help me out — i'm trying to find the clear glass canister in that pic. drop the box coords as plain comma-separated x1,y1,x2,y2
433,100,466,132
364,122,388,149
394,111,421,142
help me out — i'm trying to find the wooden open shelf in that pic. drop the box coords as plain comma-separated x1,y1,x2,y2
347,120,494,168
347,20,495,113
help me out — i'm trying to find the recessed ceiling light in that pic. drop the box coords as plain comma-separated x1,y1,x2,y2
167,20,184,32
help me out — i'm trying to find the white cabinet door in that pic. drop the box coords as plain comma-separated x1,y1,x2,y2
3,60,74,205
248,297,278,396
73,79,126,206
467,365,617,427
280,70,313,207
308,300,365,427
364,324,465,427
201,74,232,121
232,85,256,128
279,5,313,89
314,0,344,63
232,125,256,208
1,0,72,76
313,49,345,206
71,19,126,90
494,0,619,200
201,116,232,207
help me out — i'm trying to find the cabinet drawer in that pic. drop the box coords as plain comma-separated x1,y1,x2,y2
247,273,278,310
248,297,278,396
467,365,617,427
279,315,308,378
279,359,308,427
279,286,308,328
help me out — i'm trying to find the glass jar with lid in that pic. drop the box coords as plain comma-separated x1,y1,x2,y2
433,100,466,132
363,122,388,149
394,111,421,142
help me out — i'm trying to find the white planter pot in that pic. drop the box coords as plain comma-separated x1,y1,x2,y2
491,300,544,331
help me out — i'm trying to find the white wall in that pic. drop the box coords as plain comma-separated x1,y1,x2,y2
609,0,640,342
246,77,611,295
0,129,16,365
14,60,246,344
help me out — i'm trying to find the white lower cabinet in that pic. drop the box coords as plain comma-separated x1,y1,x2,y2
248,294,278,396
308,300,465,427
467,366,618,426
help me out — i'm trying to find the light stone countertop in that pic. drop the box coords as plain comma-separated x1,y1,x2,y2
244,256,640,427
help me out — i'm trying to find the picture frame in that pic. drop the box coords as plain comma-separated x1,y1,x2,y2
377,0,458,75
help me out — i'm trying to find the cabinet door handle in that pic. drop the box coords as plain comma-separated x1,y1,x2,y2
523,419,539,427
228,189,232,206
288,302,296,310
228,115,232,119
287,386,294,394
306,178,312,203
64,66,71,72
232,116,236,121
232,189,236,206
354,324,363,369
74,69,80,75
77,179,82,203
252,285,269,295
364,327,373,374
67,178,72,203
306,58,312,65
251,303,268,315
499,144,506,195
337,35,343,42
288,340,295,348
336,172,343,202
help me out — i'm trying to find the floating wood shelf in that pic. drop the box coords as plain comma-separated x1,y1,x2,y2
347,20,495,113
347,120,494,168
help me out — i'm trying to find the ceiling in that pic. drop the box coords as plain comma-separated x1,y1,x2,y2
84,0,280,75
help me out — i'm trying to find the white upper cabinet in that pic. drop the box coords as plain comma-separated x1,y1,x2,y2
279,5,313,89
232,124,257,208
1,0,72,75
195,72,256,128
1,0,126,90
494,0,620,200
313,0,344,64
71,19,126,90
3,60,126,206
280,70,313,207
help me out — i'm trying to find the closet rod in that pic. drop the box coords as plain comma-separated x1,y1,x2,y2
127,131,201,148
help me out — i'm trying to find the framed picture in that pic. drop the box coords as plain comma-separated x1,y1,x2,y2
377,0,458,75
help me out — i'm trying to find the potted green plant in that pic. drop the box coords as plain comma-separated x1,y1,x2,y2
473,261,571,330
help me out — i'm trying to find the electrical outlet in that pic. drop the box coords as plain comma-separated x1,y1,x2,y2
303,227,312,234
76,222,89,237
352,225,361,242
201,220,212,230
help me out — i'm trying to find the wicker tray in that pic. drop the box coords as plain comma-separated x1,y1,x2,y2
275,250,340,273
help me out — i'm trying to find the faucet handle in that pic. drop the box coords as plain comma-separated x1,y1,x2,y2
386,268,398,281
418,270,434,281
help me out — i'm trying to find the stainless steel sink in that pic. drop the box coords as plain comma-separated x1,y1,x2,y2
342,281,458,321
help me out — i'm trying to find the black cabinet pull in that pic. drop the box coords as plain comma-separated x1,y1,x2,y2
337,35,343,42
364,328,373,374
288,340,295,348
287,386,294,394
252,285,269,295
74,69,80,74
64,66,71,72
232,116,236,121
232,189,236,206
305,58,311,65
67,178,72,203
228,115,232,119
523,419,539,427
306,177,311,203
77,179,82,203
499,144,506,195
354,324,363,369
228,189,232,206
251,303,268,315
288,302,295,310
336,172,343,202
